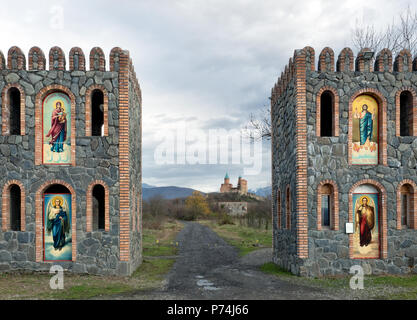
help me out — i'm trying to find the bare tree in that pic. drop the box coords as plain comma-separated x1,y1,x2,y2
250,6,417,141
352,6,417,56
245,104,271,140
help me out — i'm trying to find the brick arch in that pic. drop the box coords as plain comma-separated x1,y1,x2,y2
395,87,417,136
375,48,393,72
69,47,85,71
394,49,412,72
84,84,109,136
89,47,106,71
316,86,339,137
396,179,417,230
86,180,110,232
348,179,387,259
1,83,26,136
49,46,66,71
285,184,291,230
274,189,282,230
303,46,315,72
0,50,6,70
316,180,339,231
7,46,26,70
34,84,76,166
348,88,387,166
35,180,77,262
28,47,46,70
1,180,26,232
337,47,354,72
318,47,334,72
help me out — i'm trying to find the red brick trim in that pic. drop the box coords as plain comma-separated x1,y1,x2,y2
316,180,339,231
49,46,66,71
395,87,417,136
136,192,142,232
85,84,109,136
28,47,46,70
89,47,106,71
1,83,26,135
1,180,26,232
69,47,85,71
396,179,417,230
7,46,26,70
337,47,354,72
318,47,334,72
118,49,131,261
86,180,110,232
0,50,5,70
110,47,123,72
277,189,281,229
348,88,388,166
348,179,387,259
316,86,339,137
295,49,308,258
285,185,291,230
34,84,76,166
303,46,315,72
394,49,412,72
375,48,393,72
35,180,77,262
356,48,374,72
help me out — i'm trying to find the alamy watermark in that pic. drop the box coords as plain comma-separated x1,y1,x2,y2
154,122,263,175
49,265,64,290
349,265,364,290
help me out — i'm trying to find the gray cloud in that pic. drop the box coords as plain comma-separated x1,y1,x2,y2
0,0,414,191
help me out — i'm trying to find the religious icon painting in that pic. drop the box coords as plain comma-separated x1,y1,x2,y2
42,92,71,165
44,193,72,261
352,187,380,259
352,94,378,165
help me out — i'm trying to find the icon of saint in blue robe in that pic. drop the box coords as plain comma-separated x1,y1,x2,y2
46,199,69,250
359,104,373,145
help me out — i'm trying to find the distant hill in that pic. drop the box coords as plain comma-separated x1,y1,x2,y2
142,185,203,200
249,186,272,198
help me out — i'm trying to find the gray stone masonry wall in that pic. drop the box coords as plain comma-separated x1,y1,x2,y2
303,69,417,277
0,68,128,275
271,76,299,275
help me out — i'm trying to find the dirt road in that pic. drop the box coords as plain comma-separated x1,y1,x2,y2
120,222,338,300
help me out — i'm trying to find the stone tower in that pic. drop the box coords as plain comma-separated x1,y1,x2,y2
271,46,417,277
0,46,142,276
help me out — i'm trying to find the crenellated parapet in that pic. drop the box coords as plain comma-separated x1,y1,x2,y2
0,46,139,72
28,47,46,70
8,46,26,70
271,46,417,105
69,47,85,71
337,47,354,72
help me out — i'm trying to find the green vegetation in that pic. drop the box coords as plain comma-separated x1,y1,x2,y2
0,219,183,300
199,219,272,256
259,262,417,300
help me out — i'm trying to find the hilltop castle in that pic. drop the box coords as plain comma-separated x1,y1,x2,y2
0,46,142,276
272,46,417,277
220,173,248,195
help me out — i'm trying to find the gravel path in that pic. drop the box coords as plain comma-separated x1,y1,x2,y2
115,222,340,300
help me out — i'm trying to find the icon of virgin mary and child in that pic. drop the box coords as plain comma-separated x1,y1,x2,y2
46,101,67,153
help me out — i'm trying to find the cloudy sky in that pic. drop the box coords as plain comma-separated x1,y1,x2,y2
0,0,414,192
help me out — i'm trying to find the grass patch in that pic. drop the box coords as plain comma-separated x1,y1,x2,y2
259,262,417,299
198,219,272,256
0,220,183,300
142,220,183,257
260,262,293,277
